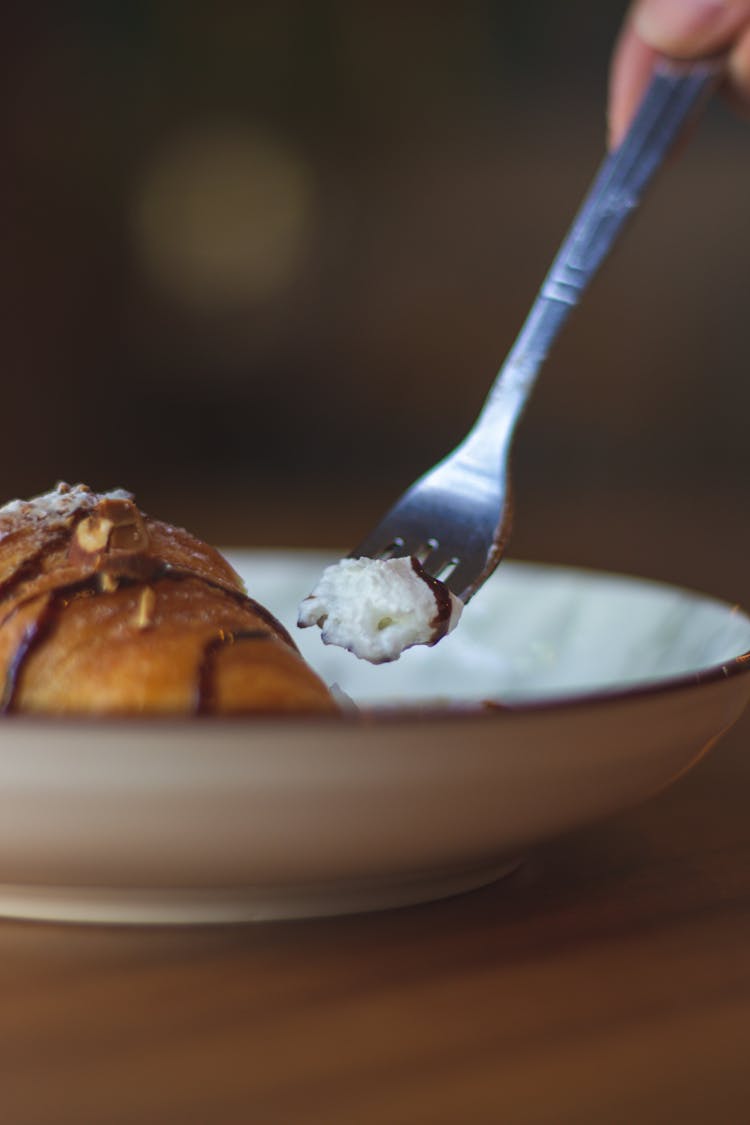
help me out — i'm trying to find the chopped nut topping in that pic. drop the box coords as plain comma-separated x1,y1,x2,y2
94,499,151,553
98,572,119,594
133,586,156,630
75,516,114,554
98,497,139,525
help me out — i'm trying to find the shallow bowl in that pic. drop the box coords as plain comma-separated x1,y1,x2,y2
0,551,748,924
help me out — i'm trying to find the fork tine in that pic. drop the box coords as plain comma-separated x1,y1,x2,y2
351,532,406,561
418,542,455,574
440,558,478,601
351,517,418,562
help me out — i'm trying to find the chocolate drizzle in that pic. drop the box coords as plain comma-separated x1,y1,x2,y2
1,577,102,713
410,557,454,646
195,630,271,715
2,594,61,714
146,563,297,650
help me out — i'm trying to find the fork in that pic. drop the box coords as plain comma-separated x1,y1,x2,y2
350,59,720,604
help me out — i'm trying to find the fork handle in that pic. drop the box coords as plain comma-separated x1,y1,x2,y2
478,57,721,430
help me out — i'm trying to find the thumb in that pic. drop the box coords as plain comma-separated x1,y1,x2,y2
634,0,750,57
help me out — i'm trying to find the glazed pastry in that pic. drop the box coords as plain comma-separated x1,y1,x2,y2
0,483,337,716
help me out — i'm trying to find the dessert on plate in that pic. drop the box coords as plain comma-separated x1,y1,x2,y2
0,483,336,716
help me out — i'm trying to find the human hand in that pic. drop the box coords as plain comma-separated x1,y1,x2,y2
609,0,750,148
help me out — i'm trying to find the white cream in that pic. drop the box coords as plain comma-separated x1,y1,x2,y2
297,556,463,664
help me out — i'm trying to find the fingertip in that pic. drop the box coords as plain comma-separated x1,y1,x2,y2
634,0,750,57
727,25,750,109
608,21,658,149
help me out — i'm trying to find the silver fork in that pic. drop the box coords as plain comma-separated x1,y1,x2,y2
351,59,720,604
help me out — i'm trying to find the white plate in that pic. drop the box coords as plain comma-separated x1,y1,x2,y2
0,552,748,925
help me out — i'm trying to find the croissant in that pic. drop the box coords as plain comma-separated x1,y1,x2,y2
0,483,336,716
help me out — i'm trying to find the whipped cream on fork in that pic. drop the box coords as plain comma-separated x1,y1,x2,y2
297,556,463,664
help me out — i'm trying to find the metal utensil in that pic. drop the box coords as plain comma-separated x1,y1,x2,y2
350,59,719,604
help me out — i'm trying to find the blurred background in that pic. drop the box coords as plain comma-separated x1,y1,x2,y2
2,1,748,602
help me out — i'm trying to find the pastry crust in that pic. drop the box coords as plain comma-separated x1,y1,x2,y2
0,484,336,716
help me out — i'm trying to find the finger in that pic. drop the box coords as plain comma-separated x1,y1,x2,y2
634,0,750,57
727,23,750,108
608,20,659,149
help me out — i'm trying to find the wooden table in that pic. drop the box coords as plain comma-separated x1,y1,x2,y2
2,482,749,1124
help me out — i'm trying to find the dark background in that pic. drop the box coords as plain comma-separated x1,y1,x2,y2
3,2,749,602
